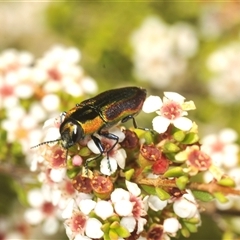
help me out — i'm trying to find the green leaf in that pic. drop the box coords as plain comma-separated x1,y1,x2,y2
183,217,201,224
66,167,81,179
114,225,130,238
163,167,184,178
213,192,229,203
101,222,110,233
163,142,180,153
108,229,119,239
124,169,135,181
110,221,120,229
173,130,186,142
79,146,91,157
141,185,156,195
176,176,189,190
192,190,214,202
181,227,190,238
183,221,198,233
218,177,236,187
108,215,120,222
181,132,199,144
103,233,111,240
143,130,156,145
155,187,170,200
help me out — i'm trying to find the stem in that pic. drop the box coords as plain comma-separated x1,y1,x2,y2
136,177,240,196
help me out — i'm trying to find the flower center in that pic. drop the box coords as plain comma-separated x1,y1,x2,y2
0,84,14,97
47,68,62,81
211,140,224,153
71,212,87,233
188,149,212,171
160,101,182,120
41,202,55,216
51,148,66,168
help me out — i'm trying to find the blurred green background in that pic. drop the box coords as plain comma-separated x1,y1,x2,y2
1,1,240,239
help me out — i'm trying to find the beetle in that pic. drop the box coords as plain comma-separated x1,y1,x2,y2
32,86,147,169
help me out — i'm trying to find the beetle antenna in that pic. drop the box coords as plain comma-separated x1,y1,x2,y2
31,139,61,149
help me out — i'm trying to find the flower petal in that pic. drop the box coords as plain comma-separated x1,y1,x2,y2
87,139,101,154
125,180,141,197
115,148,127,169
24,209,43,225
219,128,238,143
95,200,114,220
79,199,96,215
100,157,118,176
152,116,170,133
142,96,163,113
164,92,185,103
173,117,192,131
111,188,130,203
148,195,168,211
85,218,103,239
163,217,180,234
120,216,136,233
42,217,59,235
114,199,133,216
62,199,74,219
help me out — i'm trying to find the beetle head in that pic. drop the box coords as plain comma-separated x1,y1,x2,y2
60,118,84,149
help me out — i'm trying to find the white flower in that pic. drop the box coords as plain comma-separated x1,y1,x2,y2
62,199,75,219
142,92,195,133
111,187,147,235
114,200,134,217
74,235,91,240
94,200,114,220
24,186,61,235
0,50,36,109
130,16,198,88
111,188,133,216
78,199,96,215
85,218,104,239
41,93,60,112
111,188,130,203
206,42,240,103
173,190,198,218
163,217,181,236
125,180,141,197
201,128,239,168
2,105,44,153
35,45,97,97
147,195,168,211
120,217,136,233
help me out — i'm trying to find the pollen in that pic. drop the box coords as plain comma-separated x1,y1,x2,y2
160,101,182,120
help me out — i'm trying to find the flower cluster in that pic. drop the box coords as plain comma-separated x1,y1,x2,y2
202,129,240,211
130,16,198,88
206,41,240,104
0,45,98,237
1,45,97,160
29,90,240,240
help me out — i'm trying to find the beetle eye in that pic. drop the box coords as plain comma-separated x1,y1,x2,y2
71,122,83,143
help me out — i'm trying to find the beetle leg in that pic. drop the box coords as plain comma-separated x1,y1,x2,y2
121,115,138,128
84,135,103,173
91,135,104,154
122,115,152,132
99,131,119,156
98,131,119,171
85,132,119,172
